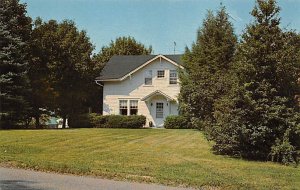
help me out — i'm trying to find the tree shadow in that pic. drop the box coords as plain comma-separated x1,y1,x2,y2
0,180,43,190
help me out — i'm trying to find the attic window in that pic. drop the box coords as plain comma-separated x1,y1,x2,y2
157,70,165,78
145,70,152,85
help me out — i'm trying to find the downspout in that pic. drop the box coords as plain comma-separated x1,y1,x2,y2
95,80,104,114
95,80,103,86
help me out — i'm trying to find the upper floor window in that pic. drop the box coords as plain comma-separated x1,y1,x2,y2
119,100,128,115
157,70,165,78
169,70,178,84
145,70,152,85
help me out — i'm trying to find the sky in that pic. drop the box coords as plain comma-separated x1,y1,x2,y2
20,0,300,55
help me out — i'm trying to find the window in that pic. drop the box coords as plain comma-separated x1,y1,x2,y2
169,70,178,84
156,103,164,118
119,100,128,115
157,70,165,78
130,100,138,115
144,70,152,85
119,100,138,116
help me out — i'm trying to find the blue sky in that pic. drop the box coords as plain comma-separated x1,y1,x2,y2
20,0,300,54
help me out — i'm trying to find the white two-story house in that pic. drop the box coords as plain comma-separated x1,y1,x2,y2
95,54,183,127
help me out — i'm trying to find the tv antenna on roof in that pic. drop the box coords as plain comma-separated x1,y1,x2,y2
173,41,176,54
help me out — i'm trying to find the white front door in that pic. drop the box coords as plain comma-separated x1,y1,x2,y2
154,101,165,127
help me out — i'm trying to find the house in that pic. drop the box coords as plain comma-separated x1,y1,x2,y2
96,54,183,127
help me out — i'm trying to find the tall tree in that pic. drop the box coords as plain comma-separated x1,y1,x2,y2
94,36,152,64
28,19,95,128
27,18,58,128
179,6,237,130
213,0,300,164
0,0,32,128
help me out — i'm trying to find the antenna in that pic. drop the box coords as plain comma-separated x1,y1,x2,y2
173,41,176,54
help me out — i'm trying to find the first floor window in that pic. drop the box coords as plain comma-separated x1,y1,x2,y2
145,70,152,85
119,100,128,115
169,70,178,84
156,102,164,118
130,100,138,115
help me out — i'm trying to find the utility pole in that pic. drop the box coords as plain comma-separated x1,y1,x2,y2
173,41,176,54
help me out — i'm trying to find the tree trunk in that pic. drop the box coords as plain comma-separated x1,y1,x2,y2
35,115,40,129
62,116,66,128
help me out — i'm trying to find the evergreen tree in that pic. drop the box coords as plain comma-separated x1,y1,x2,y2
0,0,32,128
179,6,237,130
213,0,300,164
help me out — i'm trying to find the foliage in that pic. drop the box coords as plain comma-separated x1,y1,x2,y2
68,114,146,129
92,114,146,129
0,0,32,128
164,115,189,129
212,0,300,164
93,36,152,64
27,19,97,128
179,6,237,129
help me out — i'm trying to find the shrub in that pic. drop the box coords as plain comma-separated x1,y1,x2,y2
91,114,146,129
68,114,146,129
164,115,189,129
68,114,92,128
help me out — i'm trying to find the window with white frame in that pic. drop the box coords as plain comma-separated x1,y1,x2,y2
156,102,164,118
157,70,165,78
130,100,138,115
169,70,178,84
119,100,128,115
144,70,152,85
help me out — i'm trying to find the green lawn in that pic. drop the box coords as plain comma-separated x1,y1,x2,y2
0,129,299,189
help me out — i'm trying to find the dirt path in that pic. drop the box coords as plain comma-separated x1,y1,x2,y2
0,167,195,190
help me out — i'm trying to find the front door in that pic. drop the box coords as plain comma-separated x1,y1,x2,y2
155,102,164,127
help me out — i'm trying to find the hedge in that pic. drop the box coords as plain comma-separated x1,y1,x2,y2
69,114,146,129
164,115,189,129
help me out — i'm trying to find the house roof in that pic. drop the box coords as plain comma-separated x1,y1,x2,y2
96,54,183,81
141,90,175,102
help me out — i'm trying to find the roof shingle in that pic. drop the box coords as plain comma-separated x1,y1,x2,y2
96,54,183,81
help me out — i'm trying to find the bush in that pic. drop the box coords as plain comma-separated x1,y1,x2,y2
89,114,146,129
164,115,189,129
68,114,92,128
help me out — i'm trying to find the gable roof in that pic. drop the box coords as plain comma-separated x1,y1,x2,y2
141,90,175,102
96,54,183,81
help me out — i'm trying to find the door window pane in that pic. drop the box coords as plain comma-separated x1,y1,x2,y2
156,103,164,118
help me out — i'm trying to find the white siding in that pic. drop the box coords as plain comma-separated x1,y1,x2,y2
102,58,180,127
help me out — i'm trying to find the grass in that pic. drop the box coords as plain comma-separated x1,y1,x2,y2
0,128,299,189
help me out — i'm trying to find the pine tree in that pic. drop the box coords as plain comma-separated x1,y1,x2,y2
0,0,32,128
179,6,237,130
213,0,300,164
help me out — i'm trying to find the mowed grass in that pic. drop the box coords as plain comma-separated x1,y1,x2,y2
0,129,299,189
